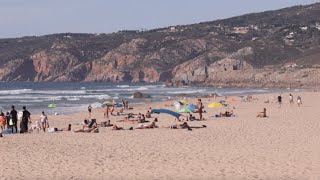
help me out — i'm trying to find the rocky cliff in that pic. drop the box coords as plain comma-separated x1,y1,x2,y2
1,3,320,88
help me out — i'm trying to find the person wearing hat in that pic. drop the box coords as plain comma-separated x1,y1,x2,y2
197,99,204,120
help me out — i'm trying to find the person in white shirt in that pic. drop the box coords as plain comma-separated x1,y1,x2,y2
40,111,48,132
289,94,294,104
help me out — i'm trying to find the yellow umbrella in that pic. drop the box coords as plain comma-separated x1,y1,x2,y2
208,102,224,108
103,101,113,105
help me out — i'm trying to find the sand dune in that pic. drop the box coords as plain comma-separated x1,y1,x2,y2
1,92,320,179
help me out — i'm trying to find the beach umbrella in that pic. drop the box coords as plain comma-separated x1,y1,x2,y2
48,103,57,108
179,100,189,105
187,104,198,110
151,109,182,118
208,102,223,108
178,107,194,113
103,101,113,105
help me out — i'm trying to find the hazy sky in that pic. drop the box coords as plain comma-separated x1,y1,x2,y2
0,0,319,38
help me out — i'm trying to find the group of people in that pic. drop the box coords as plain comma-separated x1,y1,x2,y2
278,94,302,107
0,105,51,137
0,106,31,136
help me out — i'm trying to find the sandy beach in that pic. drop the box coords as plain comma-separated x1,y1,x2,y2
1,91,320,180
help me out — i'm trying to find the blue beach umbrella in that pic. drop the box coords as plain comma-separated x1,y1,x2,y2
151,109,182,118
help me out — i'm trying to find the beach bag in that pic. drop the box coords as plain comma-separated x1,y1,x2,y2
9,118,13,126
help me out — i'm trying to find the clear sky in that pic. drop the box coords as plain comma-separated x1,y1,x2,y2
0,0,318,38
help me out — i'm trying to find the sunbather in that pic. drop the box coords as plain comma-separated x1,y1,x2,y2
136,122,158,129
112,124,133,131
112,124,124,130
256,108,268,118
99,120,113,127
146,111,151,118
215,111,234,117
117,117,139,123
74,127,99,133
163,122,207,130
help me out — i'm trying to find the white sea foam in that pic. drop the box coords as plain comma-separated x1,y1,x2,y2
167,90,206,94
0,89,33,95
116,85,130,88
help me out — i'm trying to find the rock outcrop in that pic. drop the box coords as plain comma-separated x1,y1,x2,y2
133,92,151,98
1,3,320,88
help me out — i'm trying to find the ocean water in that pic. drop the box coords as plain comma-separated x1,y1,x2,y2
0,82,296,115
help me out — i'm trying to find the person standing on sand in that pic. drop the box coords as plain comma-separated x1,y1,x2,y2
88,105,92,118
278,95,282,107
297,96,302,107
0,112,6,132
289,94,294,104
6,112,10,129
10,105,18,133
40,111,48,132
104,106,109,119
121,100,126,109
125,100,129,110
197,99,204,120
21,106,31,133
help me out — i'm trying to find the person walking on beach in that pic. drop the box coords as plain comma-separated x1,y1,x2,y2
278,95,282,107
297,96,302,107
21,106,31,133
10,105,18,133
40,111,48,132
0,112,6,132
197,99,204,120
289,94,294,104
88,105,92,118
6,112,10,129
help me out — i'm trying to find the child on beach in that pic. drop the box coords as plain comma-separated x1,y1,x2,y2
297,96,302,107
289,94,294,104
88,105,92,118
40,111,48,132
0,112,6,133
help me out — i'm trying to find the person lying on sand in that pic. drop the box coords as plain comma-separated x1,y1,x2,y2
215,111,234,117
136,122,158,129
112,124,133,131
256,108,268,118
163,122,207,131
112,124,123,130
117,117,139,123
62,124,72,131
174,116,186,122
99,120,113,127
74,127,99,133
